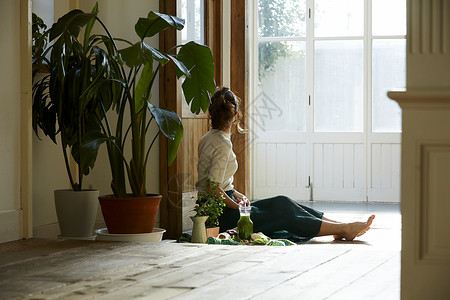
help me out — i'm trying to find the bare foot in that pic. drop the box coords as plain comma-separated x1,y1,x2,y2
341,215,375,241
356,214,375,237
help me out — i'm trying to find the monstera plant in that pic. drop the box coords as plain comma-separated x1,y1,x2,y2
46,4,215,235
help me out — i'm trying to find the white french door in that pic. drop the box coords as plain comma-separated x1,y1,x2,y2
251,0,405,202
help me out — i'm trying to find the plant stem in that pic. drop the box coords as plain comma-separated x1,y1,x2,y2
145,116,154,133
99,100,112,137
144,131,160,168
148,64,160,99
61,141,76,191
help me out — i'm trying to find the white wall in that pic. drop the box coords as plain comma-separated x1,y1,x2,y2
33,0,54,27
0,0,22,242
32,0,69,237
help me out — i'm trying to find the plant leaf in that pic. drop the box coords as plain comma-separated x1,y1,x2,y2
77,131,110,175
118,42,148,68
167,124,183,166
135,62,153,113
148,104,183,165
50,9,97,41
142,43,170,65
118,41,170,69
135,11,185,40
118,42,154,68
83,2,99,48
168,54,190,78
177,41,215,114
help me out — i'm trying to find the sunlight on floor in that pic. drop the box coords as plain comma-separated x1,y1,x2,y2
310,212,401,251
302,202,401,251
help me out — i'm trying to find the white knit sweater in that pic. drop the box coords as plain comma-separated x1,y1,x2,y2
195,129,238,192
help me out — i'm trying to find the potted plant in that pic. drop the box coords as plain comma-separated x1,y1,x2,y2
48,5,215,235
191,180,226,242
32,7,117,239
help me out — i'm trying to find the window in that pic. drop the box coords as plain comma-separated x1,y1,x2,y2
253,0,405,202
257,0,307,132
180,0,206,117
180,0,205,44
371,0,406,132
255,0,406,133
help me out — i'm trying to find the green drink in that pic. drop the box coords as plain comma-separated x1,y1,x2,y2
237,205,253,241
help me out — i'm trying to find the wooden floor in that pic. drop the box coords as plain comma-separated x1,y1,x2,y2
0,207,401,300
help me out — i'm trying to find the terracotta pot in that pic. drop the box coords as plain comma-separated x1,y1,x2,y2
206,226,220,238
98,194,161,234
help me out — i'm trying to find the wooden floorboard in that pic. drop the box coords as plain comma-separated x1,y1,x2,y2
175,246,351,300
255,248,398,299
0,211,400,300
327,253,401,300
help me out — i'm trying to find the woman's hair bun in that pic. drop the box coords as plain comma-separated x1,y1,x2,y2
208,87,246,133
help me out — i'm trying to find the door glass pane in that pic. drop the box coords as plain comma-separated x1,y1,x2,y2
372,0,406,36
258,0,306,37
372,39,405,132
315,0,364,37
180,0,204,44
315,40,364,132
256,41,307,132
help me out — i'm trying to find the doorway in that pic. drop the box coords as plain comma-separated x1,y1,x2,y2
250,0,405,202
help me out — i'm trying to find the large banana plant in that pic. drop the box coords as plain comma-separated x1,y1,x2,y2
39,4,215,197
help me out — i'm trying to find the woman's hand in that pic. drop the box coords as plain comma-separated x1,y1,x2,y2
233,190,250,206
208,184,241,209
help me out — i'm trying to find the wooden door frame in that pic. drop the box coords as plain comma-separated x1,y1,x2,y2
159,0,182,239
230,0,248,196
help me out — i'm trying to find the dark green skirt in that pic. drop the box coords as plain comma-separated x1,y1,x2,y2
219,192,323,243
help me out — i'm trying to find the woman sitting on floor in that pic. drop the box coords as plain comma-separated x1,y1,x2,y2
196,87,375,243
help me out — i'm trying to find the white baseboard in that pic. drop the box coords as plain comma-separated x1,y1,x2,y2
0,209,23,243
33,222,110,239
33,222,60,239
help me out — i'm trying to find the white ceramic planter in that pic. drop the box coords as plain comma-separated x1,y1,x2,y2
54,189,99,239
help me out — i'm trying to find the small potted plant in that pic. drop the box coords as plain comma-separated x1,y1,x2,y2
191,180,226,243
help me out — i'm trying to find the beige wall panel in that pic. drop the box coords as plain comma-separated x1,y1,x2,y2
419,144,450,262
32,1,70,231
0,0,22,242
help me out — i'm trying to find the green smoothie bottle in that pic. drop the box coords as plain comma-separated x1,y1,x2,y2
237,204,253,241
